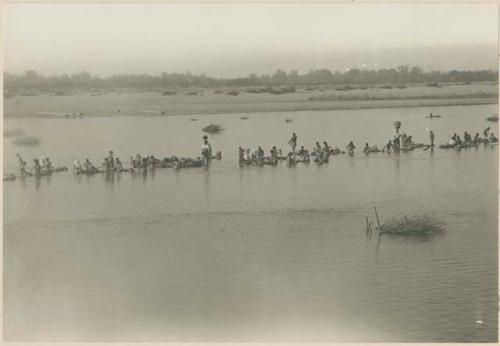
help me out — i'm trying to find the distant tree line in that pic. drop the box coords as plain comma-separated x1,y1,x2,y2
4,65,498,91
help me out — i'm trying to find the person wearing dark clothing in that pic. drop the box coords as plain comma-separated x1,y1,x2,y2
346,141,356,154
288,133,298,153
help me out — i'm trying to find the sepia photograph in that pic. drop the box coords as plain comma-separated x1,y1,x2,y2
2,2,499,343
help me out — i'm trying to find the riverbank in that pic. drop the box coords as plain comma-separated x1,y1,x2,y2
3,82,497,118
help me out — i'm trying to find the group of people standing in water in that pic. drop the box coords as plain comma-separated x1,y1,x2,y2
381,132,422,153
238,124,499,169
6,122,499,181
440,127,498,149
238,133,349,167
10,153,67,179
7,136,219,180
73,151,127,174
71,136,221,174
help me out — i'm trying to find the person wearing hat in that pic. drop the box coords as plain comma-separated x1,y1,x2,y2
201,135,212,167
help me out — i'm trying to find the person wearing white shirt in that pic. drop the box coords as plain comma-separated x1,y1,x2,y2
201,135,212,167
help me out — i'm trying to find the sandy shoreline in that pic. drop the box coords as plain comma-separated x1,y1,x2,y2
4,97,497,119
148,97,497,117
4,83,498,118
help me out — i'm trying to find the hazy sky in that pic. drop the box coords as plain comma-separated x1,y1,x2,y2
3,4,498,77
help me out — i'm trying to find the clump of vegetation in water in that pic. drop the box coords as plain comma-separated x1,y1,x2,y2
13,135,41,146
486,115,498,122
21,91,38,96
162,90,177,96
269,86,296,95
426,82,440,88
4,128,26,137
202,123,224,134
245,87,270,93
335,85,357,91
378,215,444,235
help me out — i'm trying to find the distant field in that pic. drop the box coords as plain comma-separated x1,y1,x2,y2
3,82,498,118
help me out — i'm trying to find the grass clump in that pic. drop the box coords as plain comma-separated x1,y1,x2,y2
4,128,26,137
13,135,41,146
378,215,444,235
202,123,224,134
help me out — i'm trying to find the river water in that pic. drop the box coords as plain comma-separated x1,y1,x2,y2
3,103,498,342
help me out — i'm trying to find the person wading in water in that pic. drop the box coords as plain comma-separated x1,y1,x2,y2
346,141,356,155
16,153,28,176
429,130,435,147
288,133,298,154
201,135,212,168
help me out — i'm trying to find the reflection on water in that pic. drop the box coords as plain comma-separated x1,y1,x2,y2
104,171,115,187
34,176,41,191
394,153,401,174
203,169,211,198
3,104,498,342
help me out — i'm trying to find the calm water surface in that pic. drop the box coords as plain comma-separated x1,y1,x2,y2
3,104,498,342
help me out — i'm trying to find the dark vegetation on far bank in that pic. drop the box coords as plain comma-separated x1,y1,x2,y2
4,65,498,96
